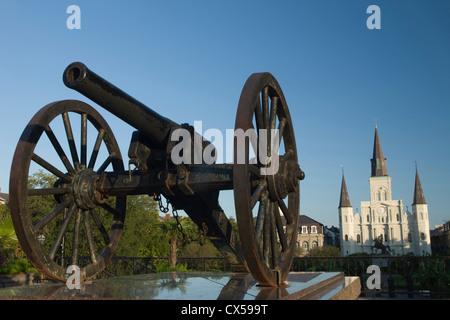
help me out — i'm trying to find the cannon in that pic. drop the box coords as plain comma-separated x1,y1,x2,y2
9,62,304,287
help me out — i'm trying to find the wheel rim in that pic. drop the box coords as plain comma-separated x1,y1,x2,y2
234,73,302,286
9,100,126,282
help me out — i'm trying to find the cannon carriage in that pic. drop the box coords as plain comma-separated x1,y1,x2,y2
9,62,304,287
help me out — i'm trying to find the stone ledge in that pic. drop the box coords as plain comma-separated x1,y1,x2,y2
0,273,35,288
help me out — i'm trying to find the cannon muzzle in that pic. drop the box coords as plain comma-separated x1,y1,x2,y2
63,62,178,147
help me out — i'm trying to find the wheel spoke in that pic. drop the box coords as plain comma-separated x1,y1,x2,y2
270,203,280,269
255,192,268,241
250,182,266,209
262,87,269,129
33,198,73,233
97,155,113,174
100,203,121,216
254,96,264,132
90,209,111,245
88,129,105,169
278,118,286,139
263,200,271,267
49,203,76,260
277,198,292,225
267,96,278,158
44,125,75,174
273,202,288,252
84,211,97,263
62,112,80,171
31,153,71,183
81,113,88,169
272,118,286,156
269,96,278,131
248,122,259,161
71,209,82,266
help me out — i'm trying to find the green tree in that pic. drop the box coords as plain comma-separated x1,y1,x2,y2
115,195,164,257
0,171,57,266
180,241,220,258
159,217,198,268
27,170,58,234
307,245,341,257
0,203,21,266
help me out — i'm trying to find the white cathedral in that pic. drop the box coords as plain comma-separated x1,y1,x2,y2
339,126,431,256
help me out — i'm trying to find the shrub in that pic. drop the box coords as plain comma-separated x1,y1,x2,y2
155,261,188,273
0,258,37,275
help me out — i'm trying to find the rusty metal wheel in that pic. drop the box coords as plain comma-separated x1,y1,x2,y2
9,100,126,282
234,73,303,286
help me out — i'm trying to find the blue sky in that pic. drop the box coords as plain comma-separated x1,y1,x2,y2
0,1,449,229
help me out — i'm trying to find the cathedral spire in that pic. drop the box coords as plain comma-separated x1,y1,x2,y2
339,173,352,208
371,126,388,177
413,165,426,205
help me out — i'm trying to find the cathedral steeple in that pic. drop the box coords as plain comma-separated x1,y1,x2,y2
413,166,426,205
370,126,388,177
339,173,351,208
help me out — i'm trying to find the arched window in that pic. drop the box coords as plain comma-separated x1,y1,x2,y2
311,226,317,233
301,226,308,234
344,234,349,241
312,241,318,249
408,233,412,242
356,234,361,243
302,241,309,251
420,212,423,220
367,215,370,223
420,233,426,240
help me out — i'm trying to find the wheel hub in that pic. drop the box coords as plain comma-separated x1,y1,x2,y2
267,156,304,201
72,169,106,210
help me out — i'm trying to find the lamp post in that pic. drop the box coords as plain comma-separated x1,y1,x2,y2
37,234,45,246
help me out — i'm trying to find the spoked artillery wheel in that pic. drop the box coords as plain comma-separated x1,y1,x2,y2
234,73,304,286
9,100,126,282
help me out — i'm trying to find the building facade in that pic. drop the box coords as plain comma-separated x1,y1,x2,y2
297,215,325,254
0,189,8,205
431,221,450,256
339,127,431,256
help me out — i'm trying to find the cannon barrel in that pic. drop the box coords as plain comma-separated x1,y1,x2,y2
63,62,179,147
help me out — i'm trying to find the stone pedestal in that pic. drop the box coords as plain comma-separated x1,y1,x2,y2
0,271,360,300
